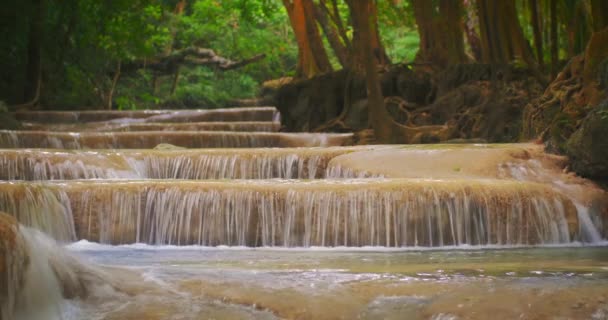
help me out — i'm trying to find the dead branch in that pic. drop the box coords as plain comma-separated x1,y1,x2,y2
121,47,266,74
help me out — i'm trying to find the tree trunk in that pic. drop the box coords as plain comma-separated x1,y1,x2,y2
463,0,482,61
529,0,544,69
327,0,351,49
346,0,390,72
550,0,558,78
477,0,536,67
411,0,467,67
107,61,121,110
313,1,349,67
590,0,608,31
283,0,333,78
24,0,43,105
346,0,391,141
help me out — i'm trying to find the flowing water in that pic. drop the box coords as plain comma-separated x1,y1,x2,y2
1,106,607,319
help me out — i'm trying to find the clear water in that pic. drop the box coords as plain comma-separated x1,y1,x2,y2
62,244,608,320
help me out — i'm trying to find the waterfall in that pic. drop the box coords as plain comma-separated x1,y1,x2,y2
23,121,281,132
0,131,354,149
0,187,76,242
0,180,576,247
13,107,280,123
0,147,376,180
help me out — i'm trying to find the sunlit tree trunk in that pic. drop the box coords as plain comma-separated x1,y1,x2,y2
283,0,333,78
411,0,467,67
463,0,482,61
477,0,536,67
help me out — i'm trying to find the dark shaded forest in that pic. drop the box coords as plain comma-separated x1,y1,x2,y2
1,0,607,180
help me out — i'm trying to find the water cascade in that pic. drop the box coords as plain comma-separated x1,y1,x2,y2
12,106,279,123
22,121,281,132
1,105,608,319
0,212,94,320
0,179,578,246
0,130,354,149
0,146,379,180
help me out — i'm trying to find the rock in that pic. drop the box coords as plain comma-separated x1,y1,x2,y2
566,100,608,182
0,211,29,319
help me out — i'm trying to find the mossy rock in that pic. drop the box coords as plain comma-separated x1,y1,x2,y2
566,100,608,182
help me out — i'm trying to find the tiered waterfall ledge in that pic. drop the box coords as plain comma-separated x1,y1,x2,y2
0,179,580,247
11,106,279,123
0,131,354,149
0,146,384,180
21,121,281,132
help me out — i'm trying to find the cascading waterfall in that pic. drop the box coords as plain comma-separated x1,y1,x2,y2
22,121,281,132
0,131,354,149
0,180,577,247
0,186,75,242
0,212,114,320
0,147,378,180
12,107,280,123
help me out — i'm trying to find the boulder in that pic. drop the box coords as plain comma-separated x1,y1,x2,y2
566,100,608,182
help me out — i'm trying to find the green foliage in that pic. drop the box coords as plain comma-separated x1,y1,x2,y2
173,68,259,108
377,0,419,62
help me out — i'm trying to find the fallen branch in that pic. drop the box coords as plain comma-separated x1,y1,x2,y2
121,47,266,74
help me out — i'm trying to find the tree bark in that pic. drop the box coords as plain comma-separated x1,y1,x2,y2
313,1,349,67
283,0,333,78
477,0,537,67
327,0,350,48
550,0,558,78
346,0,390,72
529,0,544,69
411,0,467,67
346,0,391,141
463,0,482,61
590,0,608,31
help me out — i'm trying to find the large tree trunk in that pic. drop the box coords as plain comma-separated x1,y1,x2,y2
411,0,467,67
346,0,390,72
346,0,391,141
477,0,537,67
347,0,450,144
590,0,608,31
283,0,333,78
